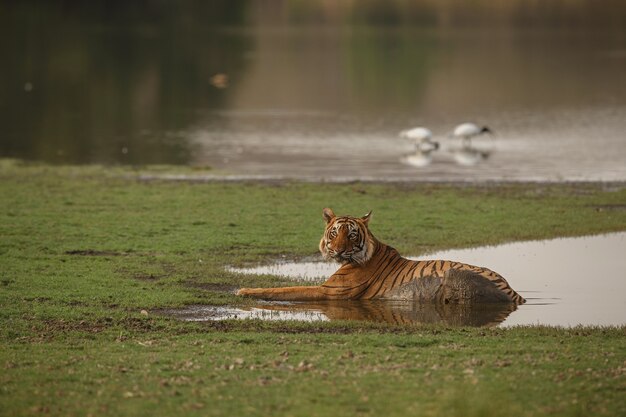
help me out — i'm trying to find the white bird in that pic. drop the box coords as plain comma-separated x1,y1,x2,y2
399,127,439,167
400,127,433,141
399,127,440,153
452,122,493,147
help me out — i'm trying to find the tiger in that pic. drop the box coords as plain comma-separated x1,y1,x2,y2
237,208,525,304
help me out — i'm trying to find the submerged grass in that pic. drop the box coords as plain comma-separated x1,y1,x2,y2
1,161,625,416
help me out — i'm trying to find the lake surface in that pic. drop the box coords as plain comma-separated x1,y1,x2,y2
221,233,626,327
2,1,626,181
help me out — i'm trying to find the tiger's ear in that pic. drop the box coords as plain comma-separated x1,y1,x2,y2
322,208,336,224
361,210,372,225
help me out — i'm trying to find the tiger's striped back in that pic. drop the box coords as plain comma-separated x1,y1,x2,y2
412,259,525,304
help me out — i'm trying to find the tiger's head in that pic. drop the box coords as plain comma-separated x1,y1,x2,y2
319,208,376,265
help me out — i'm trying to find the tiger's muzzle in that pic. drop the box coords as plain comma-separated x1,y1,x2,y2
329,247,362,264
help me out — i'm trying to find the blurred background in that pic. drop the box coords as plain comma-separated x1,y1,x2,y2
1,0,625,181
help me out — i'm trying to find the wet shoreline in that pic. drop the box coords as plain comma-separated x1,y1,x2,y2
132,172,626,186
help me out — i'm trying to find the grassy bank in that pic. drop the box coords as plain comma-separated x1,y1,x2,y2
1,161,625,416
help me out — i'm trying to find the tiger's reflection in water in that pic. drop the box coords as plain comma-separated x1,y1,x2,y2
252,300,517,327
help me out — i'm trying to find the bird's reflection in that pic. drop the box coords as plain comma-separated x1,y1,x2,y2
253,300,517,327
451,144,492,166
403,151,435,167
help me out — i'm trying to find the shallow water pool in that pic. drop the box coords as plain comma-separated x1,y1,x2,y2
221,233,626,327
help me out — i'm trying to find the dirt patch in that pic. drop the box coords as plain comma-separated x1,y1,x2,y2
196,320,378,334
16,316,166,343
186,282,239,293
134,273,167,281
65,249,124,256
590,204,626,211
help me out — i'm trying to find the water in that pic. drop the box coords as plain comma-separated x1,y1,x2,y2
220,233,626,327
165,305,329,323
2,1,626,181
165,302,516,327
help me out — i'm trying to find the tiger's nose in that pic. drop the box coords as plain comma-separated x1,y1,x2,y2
336,248,353,259
335,245,348,254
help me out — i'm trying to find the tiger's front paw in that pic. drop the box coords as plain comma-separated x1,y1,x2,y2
236,288,253,296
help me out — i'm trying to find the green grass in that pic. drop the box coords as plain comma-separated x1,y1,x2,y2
3,327,624,417
1,160,625,417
